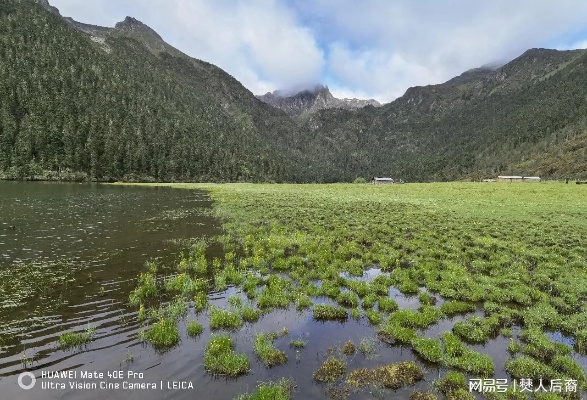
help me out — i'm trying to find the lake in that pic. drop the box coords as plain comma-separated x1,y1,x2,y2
0,182,220,399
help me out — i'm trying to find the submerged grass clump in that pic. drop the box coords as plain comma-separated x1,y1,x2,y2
204,335,250,377
289,339,306,349
313,357,346,383
60,325,95,348
346,361,423,389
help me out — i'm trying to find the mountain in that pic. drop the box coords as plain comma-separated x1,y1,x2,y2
0,0,306,182
299,48,587,182
2,0,587,183
257,85,380,123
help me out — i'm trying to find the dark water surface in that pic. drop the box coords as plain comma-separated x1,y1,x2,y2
0,182,221,398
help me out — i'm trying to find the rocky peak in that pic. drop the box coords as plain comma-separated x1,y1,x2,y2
257,85,381,121
35,0,61,16
114,17,162,40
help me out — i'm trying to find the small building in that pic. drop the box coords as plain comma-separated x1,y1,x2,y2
372,177,394,184
496,176,541,182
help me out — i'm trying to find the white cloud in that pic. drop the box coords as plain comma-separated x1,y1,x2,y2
295,0,587,101
50,0,587,102
50,0,325,95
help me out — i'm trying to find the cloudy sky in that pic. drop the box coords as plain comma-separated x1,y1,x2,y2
50,0,587,103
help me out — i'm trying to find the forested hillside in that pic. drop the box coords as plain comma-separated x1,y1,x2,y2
0,0,305,182
301,48,587,181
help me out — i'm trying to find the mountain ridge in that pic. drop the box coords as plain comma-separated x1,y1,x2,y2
2,0,587,182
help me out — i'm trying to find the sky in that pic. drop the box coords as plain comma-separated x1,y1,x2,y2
50,0,587,103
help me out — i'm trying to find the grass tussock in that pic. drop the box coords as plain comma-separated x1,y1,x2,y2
209,306,243,330
204,335,250,377
186,320,204,337
59,325,95,348
140,318,179,347
254,333,288,368
234,378,293,400
346,361,423,389
313,304,348,321
313,358,346,383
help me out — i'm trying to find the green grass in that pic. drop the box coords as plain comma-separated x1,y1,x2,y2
194,292,208,313
365,309,382,325
312,357,346,383
377,296,398,313
434,371,467,396
312,304,348,321
240,305,261,323
452,316,495,344
440,300,476,316
125,182,587,392
209,306,243,330
59,325,95,348
140,318,180,347
234,378,293,400
289,339,306,349
254,333,288,367
129,272,157,306
346,361,423,389
441,332,494,376
186,320,204,337
204,335,250,377
411,337,443,363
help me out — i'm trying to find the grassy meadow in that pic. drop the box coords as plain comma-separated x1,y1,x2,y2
122,181,587,399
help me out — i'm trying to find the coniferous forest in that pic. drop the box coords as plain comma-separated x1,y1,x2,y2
1,0,587,183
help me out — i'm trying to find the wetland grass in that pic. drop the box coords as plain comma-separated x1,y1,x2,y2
411,337,443,363
125,182,587,395
313,304,348,321
410,392,438,400
313,357,346,383
346,361,423,389
434,371,467,397
59,325,95,348
140,318,180,347
342,340,355,355
204,335,250,377
234,378,293,400
186,320,204,337
129,272,157,306
289,339,306,349
209,306,243,330
254,333,288,367
441,332,494,376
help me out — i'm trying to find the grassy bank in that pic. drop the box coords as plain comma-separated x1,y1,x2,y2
121,182,587,397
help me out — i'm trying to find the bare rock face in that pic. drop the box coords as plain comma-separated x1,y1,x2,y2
257,85,381,120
